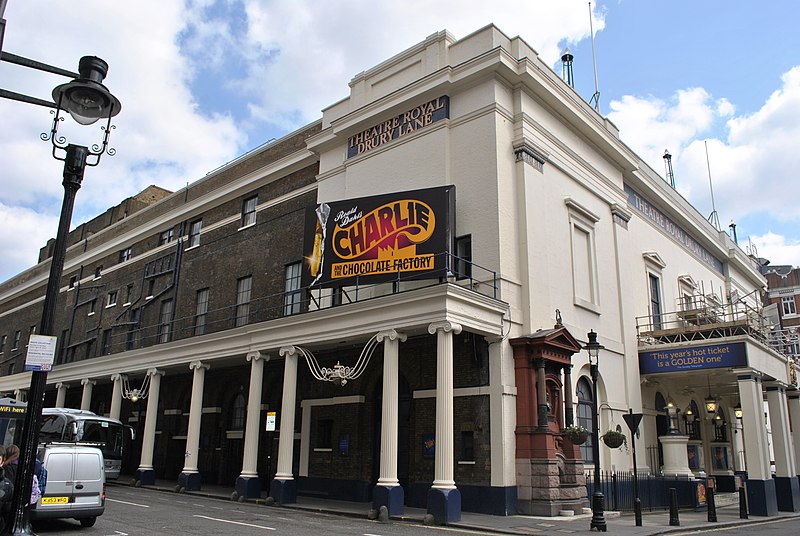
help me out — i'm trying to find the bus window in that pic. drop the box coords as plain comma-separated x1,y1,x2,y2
40,415,67,442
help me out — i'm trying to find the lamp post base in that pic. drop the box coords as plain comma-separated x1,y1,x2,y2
590,491,607,531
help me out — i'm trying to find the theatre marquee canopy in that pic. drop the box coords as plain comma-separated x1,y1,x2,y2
302,186,455,287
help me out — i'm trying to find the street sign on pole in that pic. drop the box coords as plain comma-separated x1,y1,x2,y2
623,411,643,434
24,334,57,372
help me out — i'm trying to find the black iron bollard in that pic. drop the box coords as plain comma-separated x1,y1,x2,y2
739,486,748,519
669,487,680,526
707,486,717,522
634,497,642,527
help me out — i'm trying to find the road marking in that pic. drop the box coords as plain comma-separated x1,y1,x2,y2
193,515,276,531
106,498,150,508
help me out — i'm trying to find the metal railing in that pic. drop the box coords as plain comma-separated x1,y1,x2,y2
585,470,697,512
71,252,498,363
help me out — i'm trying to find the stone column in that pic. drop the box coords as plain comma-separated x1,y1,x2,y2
270,346,298,504
373,329,407,515
179,361,209,491
14,390,25,402
563,365,574,427
55,383,68,408
766,385,800,511
789,393,800,486
236,351,268,499
80,379,95,411
109,374,124,421
535,358,548,430
135,368,164,486
738,374,777,516
427,321,462,524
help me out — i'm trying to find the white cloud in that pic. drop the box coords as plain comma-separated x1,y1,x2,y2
0,0,602,282
750,233,800,268
608,66,800,268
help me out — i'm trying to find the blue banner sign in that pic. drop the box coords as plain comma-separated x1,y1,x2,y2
639,342,747,374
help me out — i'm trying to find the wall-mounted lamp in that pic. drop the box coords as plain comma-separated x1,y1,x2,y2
734,403,743,420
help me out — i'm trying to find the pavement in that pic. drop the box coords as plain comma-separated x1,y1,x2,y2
108,477,800,535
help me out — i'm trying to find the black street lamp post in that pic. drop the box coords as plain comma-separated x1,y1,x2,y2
1,39,121,533
584,330,606,532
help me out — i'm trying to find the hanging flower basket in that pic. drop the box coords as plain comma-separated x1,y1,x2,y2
601,429,626,449
563,425,590,445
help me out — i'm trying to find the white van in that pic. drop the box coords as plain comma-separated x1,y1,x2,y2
31,444,106,527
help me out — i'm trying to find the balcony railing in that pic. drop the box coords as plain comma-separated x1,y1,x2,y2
635,291,800,361
67,252,498,363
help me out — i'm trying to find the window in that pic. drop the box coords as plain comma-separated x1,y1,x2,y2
782,296,797,316
0,335,6,353
107,290,118,307
316,419,333,449
126,309,140,351
241,196,257,228
68,275,78,289
7,363,14,376
102,329,113,355
188,219,202,247
125,284,134,304
576,377,594,463
13,330,21,350
157,299,173,343
119,247,132,263
566,198,600,312
454,235,472,280
230,393,246,431
30,325,36,335
88,299,96,316
94,265,102,279
649,274,663,330
159,229,174,245
235,276,252,327
147,279,155,299
460,431,475,461
284,262,302,316
194,288,209,336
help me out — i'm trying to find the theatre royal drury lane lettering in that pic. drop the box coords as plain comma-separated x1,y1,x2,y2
347,96,450,158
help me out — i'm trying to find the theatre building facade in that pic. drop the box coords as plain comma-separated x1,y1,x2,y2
1,26,798,522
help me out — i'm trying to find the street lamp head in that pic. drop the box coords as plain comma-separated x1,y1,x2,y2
52,56,121,125
584,330,604,365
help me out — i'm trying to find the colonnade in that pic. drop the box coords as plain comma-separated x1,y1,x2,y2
59,320,471,523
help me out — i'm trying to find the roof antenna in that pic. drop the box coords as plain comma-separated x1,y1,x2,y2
588,2,601,112
663,149,676,188
704,140,720,230
561,49,575,88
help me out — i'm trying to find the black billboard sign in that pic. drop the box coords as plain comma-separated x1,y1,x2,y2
302,186,455,287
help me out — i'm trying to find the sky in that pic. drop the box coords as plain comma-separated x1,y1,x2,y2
1,0,799,284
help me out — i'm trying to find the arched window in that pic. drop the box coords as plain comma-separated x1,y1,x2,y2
576,377,593,463
230,392,246,431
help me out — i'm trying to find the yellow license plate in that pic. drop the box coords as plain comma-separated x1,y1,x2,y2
41,497,69,504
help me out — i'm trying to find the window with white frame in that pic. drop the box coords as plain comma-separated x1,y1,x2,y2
157,299,173,343
119,247,132,263
565,198,600,312
159,229,174,245
235,276,252,327
782,296,797,316
13,330,21,350
241,196,257,228
576,377,594,463
649,273,663,330
194,288,209,335
188,219,202,248
284,262,302,315
106,290,118,307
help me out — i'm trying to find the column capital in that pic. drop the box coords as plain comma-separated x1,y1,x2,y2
81,379,96,387
56,382,69,389
189,360,210,372
376,329,407,343
247,350,270,363
110,373,126,382
484,335,503,345
280,346,298,358
146,368,164,378
428,321,462,336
